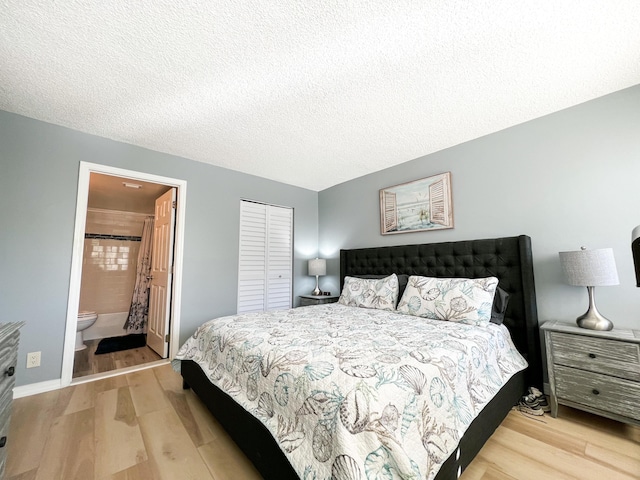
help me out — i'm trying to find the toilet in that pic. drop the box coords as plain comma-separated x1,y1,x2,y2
76,311,98,351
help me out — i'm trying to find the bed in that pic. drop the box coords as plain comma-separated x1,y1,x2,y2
178,235,541,479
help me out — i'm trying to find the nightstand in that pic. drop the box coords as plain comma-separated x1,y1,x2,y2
0,322,23,479
541,320,640,426
298,295,339,307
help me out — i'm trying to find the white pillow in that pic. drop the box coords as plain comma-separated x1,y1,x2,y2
396,275,498,326
338,274,399,311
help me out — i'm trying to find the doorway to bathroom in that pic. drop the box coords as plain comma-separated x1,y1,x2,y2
62,162,187,387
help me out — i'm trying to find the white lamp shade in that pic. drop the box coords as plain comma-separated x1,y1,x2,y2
308,258,326,276
559,248,619,287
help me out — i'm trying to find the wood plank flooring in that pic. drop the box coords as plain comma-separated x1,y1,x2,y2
6,364,639,480
73,339,161,379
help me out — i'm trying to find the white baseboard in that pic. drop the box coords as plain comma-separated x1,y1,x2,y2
12,359,172,399
13,379,62,399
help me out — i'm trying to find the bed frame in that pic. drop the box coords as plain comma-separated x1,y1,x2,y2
181,234,541,479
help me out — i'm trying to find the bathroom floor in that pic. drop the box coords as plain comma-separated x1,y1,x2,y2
73,339,162,379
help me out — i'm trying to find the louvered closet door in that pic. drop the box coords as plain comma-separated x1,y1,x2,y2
238,201,292,313
238,201,267,313
266,206,293,310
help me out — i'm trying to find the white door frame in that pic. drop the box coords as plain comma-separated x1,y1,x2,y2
61,161,187,387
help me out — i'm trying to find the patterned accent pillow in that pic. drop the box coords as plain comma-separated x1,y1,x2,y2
338,274,399,311
396,276,499,326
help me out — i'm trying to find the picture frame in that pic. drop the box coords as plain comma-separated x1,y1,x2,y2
379,172,453,235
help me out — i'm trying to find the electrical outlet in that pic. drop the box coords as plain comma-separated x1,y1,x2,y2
26,351,41,368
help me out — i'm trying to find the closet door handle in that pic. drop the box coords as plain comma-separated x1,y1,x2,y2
588,353,596,359
592,389,600,395
4,366,14,377
0,436,6,448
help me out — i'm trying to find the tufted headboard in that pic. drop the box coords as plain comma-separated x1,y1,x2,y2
340,235,541,388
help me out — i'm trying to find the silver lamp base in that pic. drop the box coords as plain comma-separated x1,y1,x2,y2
311,275,323,296
576,286,613,331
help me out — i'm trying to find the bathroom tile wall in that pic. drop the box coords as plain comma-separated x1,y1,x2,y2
79,210,148,314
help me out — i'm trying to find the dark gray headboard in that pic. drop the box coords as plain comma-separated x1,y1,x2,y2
340,235,541,388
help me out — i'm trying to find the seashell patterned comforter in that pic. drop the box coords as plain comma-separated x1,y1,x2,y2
174,303,527,480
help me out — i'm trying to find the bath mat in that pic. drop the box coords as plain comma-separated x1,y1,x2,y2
95,334,147,355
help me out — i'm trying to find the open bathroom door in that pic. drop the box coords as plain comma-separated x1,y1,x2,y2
147,187,176,357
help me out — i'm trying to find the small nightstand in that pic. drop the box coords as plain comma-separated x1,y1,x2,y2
541,320,640,426
298,295,339,307
0,322,23,479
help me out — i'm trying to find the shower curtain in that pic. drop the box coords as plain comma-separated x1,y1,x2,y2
124,217,154,334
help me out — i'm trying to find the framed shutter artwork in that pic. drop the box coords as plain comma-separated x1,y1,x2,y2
379,172,453,235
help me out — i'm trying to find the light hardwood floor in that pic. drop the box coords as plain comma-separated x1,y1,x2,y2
73,339,162,379
6,364,639,480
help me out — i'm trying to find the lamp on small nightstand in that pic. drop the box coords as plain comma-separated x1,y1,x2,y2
559,246,619,331
308,258,326,296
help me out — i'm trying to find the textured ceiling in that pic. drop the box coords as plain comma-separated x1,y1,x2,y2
1,1,639,191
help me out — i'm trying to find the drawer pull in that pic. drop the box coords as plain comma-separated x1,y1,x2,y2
588,353,596,359
5,366,15,377
592,389,600,395
0,436,6,448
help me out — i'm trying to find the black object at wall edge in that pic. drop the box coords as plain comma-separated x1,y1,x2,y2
632,236,640,287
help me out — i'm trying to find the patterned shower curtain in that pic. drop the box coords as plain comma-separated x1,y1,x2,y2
124,217,154,334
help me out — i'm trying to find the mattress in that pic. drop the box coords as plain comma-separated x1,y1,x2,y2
174,303,527,480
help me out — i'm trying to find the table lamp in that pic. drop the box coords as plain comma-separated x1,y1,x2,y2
308,258,326,296
559,246,619,331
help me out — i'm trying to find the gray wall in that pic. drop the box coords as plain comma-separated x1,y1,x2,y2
0,111,319,386
4,84,639,388
319,85,640,331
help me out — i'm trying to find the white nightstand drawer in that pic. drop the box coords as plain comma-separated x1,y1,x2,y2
555,365,640,421
549,331,640,382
